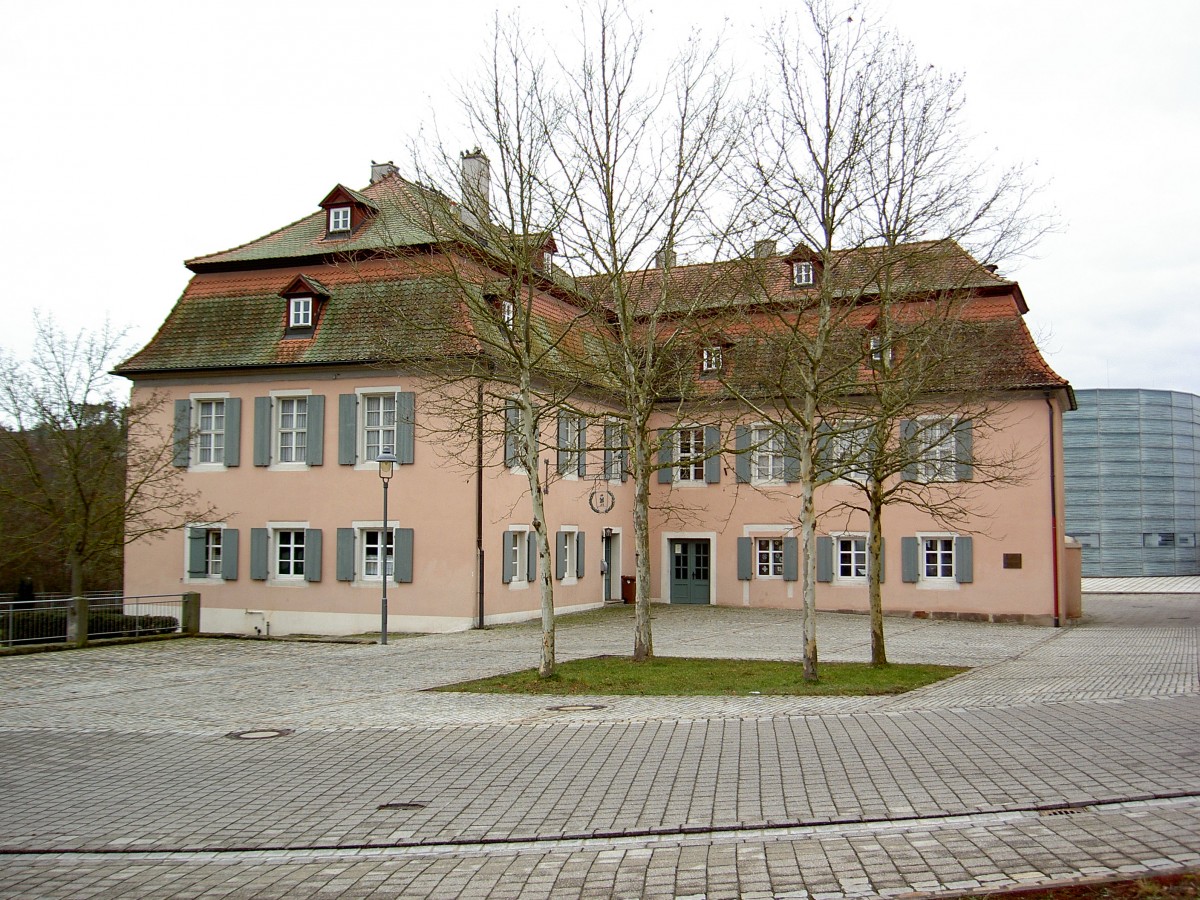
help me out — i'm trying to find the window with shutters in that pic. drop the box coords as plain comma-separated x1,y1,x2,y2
195,399,226,465
362,393,396,462
277,397,308,463
905,417,971,483
275,530,306,579
504,526,530,586
362,529,394,579
556,526,579,581
756,538,784,577
675,427,706,482
185,525,228,581
836,535,868,582
752,427,785,483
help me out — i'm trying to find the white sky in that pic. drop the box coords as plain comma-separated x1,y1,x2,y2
2,0,1197,396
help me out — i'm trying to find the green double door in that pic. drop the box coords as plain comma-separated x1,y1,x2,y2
670,539,711,604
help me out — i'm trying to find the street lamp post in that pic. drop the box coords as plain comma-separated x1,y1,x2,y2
376,447,399,645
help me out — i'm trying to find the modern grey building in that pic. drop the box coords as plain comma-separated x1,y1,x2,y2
1063,389,1200,576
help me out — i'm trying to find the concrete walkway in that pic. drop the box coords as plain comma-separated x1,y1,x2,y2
0,595,1197,898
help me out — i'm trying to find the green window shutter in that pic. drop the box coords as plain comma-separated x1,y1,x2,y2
736,537,752,580
784,428,801,484
396,392,415,464
224,398,242,467
395,528,414,584
735,426,751,483
620,428,629,482
505,403,520,467
576,532,585,578
304,529,322,582
901,536,919,583
555,531,567,580
784,536,800,582
815,422,831,481
955,536,974,583
604,423,616,480
526,531,538,582
250,529,269,581
816,536,832,583
657,429,673,483
253,396,271,467
187,528,207,577
501,532,514,583
222,529,239,581
704,426,721,483
577,420,587,477
336,528,355,582
557,413,569,474
955,420,974,481
338,394,357,465
900,421,919,481
306,395,325,466
173,400,191,467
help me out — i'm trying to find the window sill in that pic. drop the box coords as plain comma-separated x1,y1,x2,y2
188,463,228,473
916,579,959,590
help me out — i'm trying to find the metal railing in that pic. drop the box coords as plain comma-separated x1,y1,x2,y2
0,593,197,648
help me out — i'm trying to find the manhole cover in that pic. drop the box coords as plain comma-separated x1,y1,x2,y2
378,802,427,811
225,728,293,740
546,703,607,712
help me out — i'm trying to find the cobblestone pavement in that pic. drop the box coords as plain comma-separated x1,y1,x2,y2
0,595,1196,898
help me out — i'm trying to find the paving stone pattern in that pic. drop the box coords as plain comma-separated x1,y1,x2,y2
0,594,1197,898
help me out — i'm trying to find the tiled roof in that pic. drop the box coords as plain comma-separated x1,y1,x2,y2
115,269,471,373
185,174,456,269
593,240,1018,317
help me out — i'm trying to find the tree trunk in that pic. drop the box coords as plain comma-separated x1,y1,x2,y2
69,545,85,599
799,403,819,682
867,485,887,666
520,390,556,679
632,430,653,662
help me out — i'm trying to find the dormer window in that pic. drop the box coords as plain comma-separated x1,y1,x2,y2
792,261,814,286
501,299,515,328
869,334,893,367
701,346,723,374
290,296,313,328
329,206,351,233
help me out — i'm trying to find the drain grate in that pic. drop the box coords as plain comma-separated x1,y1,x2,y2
546,703,607,712
1039,806,1090,817
378,802,427,811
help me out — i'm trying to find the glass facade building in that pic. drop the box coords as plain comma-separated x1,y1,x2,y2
1063,389,1200,576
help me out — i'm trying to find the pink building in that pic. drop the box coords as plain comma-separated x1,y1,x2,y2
116,161,1075,635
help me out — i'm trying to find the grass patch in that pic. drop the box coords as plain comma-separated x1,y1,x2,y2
435,655,964,696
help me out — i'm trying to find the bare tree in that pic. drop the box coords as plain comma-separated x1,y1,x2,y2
0,315,216,597
545,1,744,661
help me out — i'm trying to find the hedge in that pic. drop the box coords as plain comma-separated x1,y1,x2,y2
0,608,180,644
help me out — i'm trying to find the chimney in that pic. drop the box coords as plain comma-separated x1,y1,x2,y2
655,248,677,269
370,160,398,184
753,239,776,259
460,148,490,229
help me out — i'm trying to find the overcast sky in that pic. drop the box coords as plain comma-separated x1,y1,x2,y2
2,0,1197,397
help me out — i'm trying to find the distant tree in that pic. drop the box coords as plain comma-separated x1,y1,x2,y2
0,315,216,596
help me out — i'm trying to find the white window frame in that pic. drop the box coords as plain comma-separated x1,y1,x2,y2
507,524,530,588
752,426,785,484
756,537,784,578
560,524,579,583
329,206,351,232
190,393,230,469
604,418,625,482
362,527,395,581
916,417,957,483
829,421,872,482
274,527,307,581
563,414,585,479
834,533,868,583
358,389,399,465
792,261,814,286
501,298,515,328
289,296,312,328
917,532,956,585
675,427,706,482
701,346,722,373
275,394,309,465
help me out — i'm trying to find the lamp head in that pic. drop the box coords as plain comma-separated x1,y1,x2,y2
376,447,398,482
